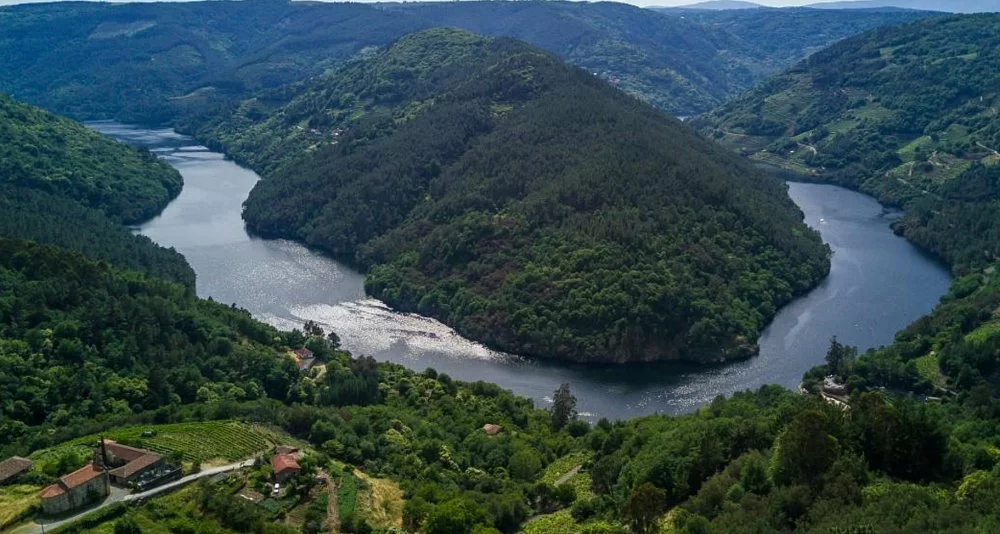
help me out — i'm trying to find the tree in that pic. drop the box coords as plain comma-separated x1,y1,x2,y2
770,410,840,486
825,337,857,378
114,516,143,534
424,498,486,534
509,450,542,482
624,482,667,534
551,383,577,431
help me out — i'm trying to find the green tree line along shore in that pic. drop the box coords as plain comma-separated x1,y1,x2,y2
4,6,1000,534
191,29,830,364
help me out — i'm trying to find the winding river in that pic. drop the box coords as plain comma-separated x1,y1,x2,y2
93,122,952,420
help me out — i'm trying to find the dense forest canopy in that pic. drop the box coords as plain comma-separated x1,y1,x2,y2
0,0,932,121
0,94,181,224
698,14,1000,274
190,29,830,364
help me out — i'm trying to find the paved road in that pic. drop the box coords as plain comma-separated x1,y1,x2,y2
11,459,254,534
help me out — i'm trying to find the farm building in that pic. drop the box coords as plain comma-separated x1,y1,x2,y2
0,456,32,485
289,347,316,371
39,463,110,515
271,454,301,483
99,439,166,486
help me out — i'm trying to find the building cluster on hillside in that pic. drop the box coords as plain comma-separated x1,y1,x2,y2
35,438,182,515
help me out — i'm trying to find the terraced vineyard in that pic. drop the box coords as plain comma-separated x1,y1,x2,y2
55,421,278,462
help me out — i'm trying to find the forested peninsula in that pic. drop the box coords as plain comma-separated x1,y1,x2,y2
192,29,830,364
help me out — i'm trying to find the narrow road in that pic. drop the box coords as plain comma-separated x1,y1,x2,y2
12,459,254,534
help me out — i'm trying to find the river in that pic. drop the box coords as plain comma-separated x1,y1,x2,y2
92,122,953,420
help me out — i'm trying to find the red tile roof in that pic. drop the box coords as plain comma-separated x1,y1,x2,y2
0,456,32,483
39,484,66,499
292,348,314,359
108,453,162,479
62,463,104,489
40,463,104,500
102,440,148,463
271,454,300,474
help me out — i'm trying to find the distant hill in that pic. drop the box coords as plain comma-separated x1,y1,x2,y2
0,0,938,120
699,14,1000,272
193,29,830,364
667,1,764,9
805,0,1000,13
655,7,935,71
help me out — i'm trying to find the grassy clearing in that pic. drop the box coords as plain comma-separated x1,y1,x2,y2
51,421,275,463
965,320,1000,345
542,451,592,486
356,472,404,529
337,470,359,520
914,353,948,388
0,484,41,529
521,509,579,534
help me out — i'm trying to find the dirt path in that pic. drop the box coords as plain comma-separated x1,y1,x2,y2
554,466,582,487
325,476,340,534
977,142,1000,156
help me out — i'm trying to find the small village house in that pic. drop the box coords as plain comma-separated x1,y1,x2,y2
39,463,110,515
289,347,316,372
0,456,32,485
271,454,301,484
99,439,166,486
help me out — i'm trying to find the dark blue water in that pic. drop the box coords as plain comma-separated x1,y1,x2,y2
94,122,953,419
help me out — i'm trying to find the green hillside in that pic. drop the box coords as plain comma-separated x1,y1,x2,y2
0,0,929,121
193,29,829,364
0,93,193,285
700,14,1000,273
0,94,181,224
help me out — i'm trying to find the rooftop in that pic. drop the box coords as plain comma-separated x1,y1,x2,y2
271,454,301,474
102,439,149,463
40,463,104,499
0,456,32,483
108,453,162,479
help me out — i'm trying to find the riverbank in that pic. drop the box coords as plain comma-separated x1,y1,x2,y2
92,123,951,419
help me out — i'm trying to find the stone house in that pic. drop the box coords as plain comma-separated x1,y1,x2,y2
39,463,109,515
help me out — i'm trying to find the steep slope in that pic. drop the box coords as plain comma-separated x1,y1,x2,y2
700,14,1000,272
0,0,427,122
195,29,830,364
0,0,931,120
656,7,935,69
0,94,181,224
0,94,192,285
387,1,762,115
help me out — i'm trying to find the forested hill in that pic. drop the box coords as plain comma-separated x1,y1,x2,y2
194,29,830,364
0,0,930,121
0,94,181,224
698,14,1000,274
0,94,193,286
654,7,934,71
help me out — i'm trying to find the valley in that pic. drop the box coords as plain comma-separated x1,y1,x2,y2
95,122,950,419
4,4,1000,532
